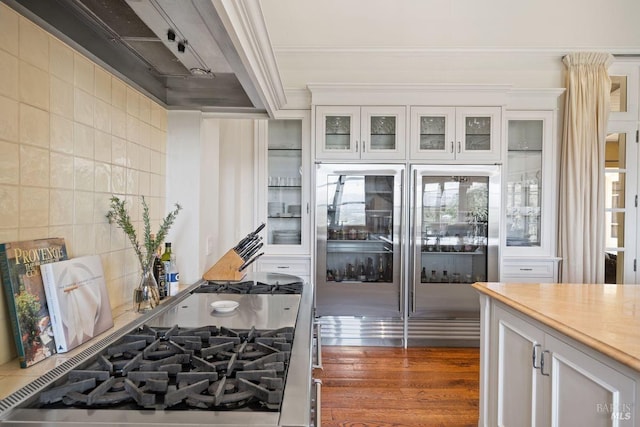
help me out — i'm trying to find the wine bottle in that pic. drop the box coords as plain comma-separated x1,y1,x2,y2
160,242,172,295
153,241,166,299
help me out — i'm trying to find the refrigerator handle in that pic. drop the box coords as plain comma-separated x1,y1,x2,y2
410,168,418,314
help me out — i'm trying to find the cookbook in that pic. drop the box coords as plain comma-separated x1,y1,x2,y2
40,255,113,353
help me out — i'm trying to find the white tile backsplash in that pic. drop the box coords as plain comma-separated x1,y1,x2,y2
19,104,49,148
49,189,74,225
50,76,74,119
0,5,19,57
0,3,167,366
74,54,94,94
0,140,19,185
50,114,74,154
0,185,19,228
19,186,49,227
19,17,48,71
74,157,94,191
49,38,74,83
50,152,74,189
74,122,95,159
0,96,19,143
74,88,94,127
20,145,49,187
19,60,49,110
0,50,18,100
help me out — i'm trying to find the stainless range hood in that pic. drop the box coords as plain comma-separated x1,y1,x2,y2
4,0,285,115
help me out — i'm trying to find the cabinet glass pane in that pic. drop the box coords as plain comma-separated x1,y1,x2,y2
419,175,489,283
267,120,302,246
419,116,446,150
506,120,543,247
465,116,491,151
610,76,628,113
324,115,351,150
369,116,397,150
325,175,394,283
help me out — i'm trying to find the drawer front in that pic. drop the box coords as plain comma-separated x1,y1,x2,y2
502,261,555,277
257,258,311,278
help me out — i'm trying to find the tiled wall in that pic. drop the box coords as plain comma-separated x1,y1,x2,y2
0,4,167,365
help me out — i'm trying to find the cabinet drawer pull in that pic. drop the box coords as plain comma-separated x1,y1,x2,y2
532,343,541,369
519,268,533,271
276,266,290,269
541,350,551,376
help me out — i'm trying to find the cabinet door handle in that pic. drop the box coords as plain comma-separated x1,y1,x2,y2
532,343,541,369
450,141,454,153
457,141,461,153
362,140,366,152
307,202,310,214
540,350,551,376
355,140,359,152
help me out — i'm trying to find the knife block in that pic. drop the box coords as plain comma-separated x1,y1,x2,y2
203,249,247,281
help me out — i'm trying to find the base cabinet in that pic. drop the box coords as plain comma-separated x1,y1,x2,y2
484,300,637,427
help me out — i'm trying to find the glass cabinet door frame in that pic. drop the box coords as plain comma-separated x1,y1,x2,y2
315,105,407,160
255,111,311,255
410,106,502,162
502,110,557,258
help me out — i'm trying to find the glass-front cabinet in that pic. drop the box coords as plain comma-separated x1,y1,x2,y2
316,164,403,318
315,106,406,160
501,110,560,284
255,113,311,256
410,106,501,162
411,165,500,318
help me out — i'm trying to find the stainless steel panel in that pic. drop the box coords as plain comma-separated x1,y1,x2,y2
316,164,404,318
147,293,301,329
410,164,501,319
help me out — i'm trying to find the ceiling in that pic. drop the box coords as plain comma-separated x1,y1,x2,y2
4,0,284,115
260,0,640,93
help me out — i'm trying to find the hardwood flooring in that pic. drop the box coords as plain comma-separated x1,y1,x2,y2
315,346,480,427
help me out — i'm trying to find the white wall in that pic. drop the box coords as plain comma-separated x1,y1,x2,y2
166,114,255,285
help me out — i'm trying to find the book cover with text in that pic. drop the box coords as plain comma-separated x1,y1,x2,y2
0,238,68,368
40,255,113,353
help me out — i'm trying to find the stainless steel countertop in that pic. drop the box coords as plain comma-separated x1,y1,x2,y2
147,293,301,330
0,275,315,427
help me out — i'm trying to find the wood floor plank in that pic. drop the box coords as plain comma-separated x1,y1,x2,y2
316,346,479,427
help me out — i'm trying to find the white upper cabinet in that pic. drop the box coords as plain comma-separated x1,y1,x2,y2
410,106,501,162
315,106,406,160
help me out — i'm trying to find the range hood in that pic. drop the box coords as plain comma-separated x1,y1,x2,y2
4,0,285,115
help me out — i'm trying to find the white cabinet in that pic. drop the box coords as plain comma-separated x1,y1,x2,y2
255,112,311,256
315,106,406,160
486,302,636,427
410,106,501,162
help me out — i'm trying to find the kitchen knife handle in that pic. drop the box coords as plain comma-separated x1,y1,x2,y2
238,252,264,271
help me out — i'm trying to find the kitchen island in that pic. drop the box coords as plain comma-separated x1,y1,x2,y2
473,282,640,427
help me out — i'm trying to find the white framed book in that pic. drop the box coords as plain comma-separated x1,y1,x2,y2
40,255,114,353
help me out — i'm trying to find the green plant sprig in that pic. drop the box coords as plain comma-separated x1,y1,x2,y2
106,196,182,270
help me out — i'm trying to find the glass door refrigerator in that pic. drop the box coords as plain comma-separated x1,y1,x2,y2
410,165,501,319
316,164,404,318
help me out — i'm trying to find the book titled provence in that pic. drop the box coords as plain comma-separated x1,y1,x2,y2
40,255,113,353
0,238,68,368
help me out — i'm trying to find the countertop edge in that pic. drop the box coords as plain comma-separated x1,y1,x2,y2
472,282,640,373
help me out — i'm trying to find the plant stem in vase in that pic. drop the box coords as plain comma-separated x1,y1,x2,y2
134,263,160,312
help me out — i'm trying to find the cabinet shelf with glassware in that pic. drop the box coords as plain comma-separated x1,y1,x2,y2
255,112,311,258
501,108,560,282
315,106,406,160
409,106,501,162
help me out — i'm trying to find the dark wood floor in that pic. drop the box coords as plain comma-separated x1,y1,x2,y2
315,346,480,427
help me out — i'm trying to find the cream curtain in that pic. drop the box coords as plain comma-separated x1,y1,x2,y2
559,52,613,283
